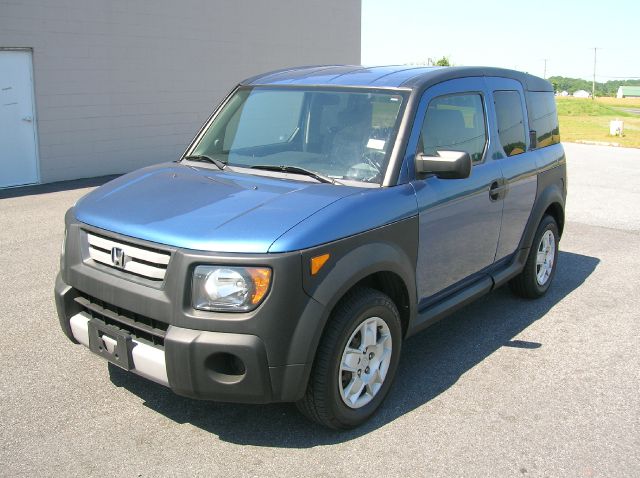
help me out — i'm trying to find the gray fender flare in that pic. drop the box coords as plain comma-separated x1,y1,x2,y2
520,182,565,251
288,241,417,367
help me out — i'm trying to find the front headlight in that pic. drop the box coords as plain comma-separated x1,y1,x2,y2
192,266,272,312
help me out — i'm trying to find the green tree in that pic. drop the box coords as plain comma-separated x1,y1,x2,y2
548,76,640,97
435,56,451,66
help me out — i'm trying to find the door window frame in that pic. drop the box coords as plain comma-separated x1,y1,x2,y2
484,77,532,159
400,77,493,182
417,91,488,165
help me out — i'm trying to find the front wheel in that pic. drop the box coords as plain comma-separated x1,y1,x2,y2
510,214,559,298
296,287,402,429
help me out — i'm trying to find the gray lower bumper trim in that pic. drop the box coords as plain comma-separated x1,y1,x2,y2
69,311,169,386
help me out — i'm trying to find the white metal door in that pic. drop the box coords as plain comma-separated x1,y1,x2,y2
0,50,39,188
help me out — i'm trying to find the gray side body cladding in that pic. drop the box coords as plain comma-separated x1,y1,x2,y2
407,151,566,336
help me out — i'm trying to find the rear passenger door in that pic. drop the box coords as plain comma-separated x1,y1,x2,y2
485,78,538,261
409,78,503,302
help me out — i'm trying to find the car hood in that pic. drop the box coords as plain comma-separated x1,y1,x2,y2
74,163,358,253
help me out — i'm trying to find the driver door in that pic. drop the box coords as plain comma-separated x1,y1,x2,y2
409,78,504,304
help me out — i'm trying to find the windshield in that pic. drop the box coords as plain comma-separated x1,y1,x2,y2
188,87,406,185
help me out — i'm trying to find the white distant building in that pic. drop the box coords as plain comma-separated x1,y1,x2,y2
573,90,591,98
617,86,640,98
560,91,569,97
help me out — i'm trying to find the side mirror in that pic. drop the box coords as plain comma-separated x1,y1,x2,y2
415,150,472,179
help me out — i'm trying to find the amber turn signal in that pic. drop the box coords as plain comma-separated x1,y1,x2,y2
248,267,272,305
310,253,330,275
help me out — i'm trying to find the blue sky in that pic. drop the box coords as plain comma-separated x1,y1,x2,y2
361,0,639,81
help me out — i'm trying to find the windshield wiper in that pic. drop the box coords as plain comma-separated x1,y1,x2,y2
183,155,226,171
250,165,342,185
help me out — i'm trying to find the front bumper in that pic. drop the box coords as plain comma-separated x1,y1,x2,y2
68,309,169,386
55,220,328,403
56,273,317,403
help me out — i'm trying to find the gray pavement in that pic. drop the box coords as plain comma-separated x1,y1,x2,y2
0,143,638,477
616,108,640,115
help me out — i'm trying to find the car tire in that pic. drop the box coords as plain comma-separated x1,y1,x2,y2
510,214,559,299
296,287,402,430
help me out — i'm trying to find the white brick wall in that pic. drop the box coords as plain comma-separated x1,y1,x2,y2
0,0,361,183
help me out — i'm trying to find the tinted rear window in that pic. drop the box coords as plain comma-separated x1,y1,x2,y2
527,91,560,148
493,90,527,157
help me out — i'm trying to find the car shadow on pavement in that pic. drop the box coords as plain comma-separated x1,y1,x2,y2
108,250,599,446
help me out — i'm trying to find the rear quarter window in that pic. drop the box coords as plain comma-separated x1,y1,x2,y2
493,90,527,157
527,91,561,148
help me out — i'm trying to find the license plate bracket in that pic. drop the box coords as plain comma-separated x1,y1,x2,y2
88,318,133,370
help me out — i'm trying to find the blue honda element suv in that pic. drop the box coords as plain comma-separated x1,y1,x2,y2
55,65,566,429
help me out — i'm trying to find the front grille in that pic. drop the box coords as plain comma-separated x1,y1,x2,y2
74,293,168,347
85,232,170,281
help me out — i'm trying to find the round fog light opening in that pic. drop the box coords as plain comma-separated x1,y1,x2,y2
205,353,246,383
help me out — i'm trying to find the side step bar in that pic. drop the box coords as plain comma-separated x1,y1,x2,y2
410,277,492,336
409,247,530,337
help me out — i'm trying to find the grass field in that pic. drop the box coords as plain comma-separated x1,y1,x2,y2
556,97,640,148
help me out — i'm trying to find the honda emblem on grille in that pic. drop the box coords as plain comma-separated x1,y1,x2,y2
111,247,126,268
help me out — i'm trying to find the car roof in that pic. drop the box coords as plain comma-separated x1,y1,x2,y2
241,65,553,92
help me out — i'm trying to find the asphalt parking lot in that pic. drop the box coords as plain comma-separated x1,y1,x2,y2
0,143,638,477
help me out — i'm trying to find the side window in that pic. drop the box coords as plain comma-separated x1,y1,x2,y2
419,93,487,163
527,91,560,148
493,90,526,157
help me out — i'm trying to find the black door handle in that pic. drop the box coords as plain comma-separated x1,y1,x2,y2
489,180,507,201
